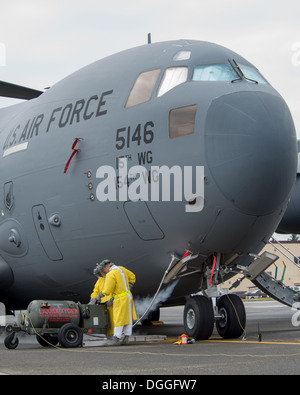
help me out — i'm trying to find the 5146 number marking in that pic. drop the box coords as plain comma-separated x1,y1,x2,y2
116,121,154,150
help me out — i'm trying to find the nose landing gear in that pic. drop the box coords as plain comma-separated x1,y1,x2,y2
183,294,246,340
215,294,246,339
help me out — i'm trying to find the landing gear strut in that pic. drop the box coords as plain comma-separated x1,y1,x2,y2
183,294,246,340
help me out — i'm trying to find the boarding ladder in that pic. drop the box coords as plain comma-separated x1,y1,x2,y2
248,237,300,308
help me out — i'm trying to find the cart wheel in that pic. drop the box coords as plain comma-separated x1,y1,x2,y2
4,333,19,350
36,334,59,347
141,307,160,326
58,323,83,348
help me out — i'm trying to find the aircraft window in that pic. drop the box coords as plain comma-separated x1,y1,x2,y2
125,69,161,108
238,64,267,84
192,64,237,81
169,104,197,139
157,67,188,97
173,51,191,61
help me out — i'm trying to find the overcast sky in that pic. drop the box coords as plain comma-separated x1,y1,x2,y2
0,0,299,137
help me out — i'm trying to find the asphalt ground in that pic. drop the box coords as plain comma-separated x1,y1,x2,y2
1,300,300,376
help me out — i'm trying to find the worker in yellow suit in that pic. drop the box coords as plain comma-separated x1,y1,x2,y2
97,259,137,346
89,263,114,337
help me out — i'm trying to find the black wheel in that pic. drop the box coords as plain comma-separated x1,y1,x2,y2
141,307,160,326
36,334,59,347
58,323,83,348
4,333,19,350
216,294,246,339
183,295,214,340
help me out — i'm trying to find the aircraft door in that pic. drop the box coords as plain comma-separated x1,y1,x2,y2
32,205,63,261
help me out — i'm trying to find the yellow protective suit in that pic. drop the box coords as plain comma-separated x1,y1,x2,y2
90,277,114,336
90,276,105,299
101,266,137,328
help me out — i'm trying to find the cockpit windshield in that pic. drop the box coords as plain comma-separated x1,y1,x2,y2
192,64,237,82
192,62,267,84
125,60,268,109
238,64,267,84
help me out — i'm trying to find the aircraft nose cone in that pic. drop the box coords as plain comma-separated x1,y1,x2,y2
205,91,297,215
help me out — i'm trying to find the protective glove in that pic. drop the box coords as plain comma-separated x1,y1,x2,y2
96,292,104,302
129,282,134,290
88,298,96,305
106,297,114,307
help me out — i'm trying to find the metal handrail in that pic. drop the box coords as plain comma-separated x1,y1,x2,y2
269,236,300,269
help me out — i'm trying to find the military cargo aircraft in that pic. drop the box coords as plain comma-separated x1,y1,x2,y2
0,39,297,340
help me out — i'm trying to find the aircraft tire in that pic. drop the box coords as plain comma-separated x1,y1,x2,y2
58,323,83,348
216,294,246,339
183,295,214,340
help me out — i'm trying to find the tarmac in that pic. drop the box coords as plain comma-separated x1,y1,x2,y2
1,300,300,375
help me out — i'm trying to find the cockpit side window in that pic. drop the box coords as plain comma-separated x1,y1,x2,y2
169,104,197,139
192,64,237,81
157,67,188,97
125,69,160,108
